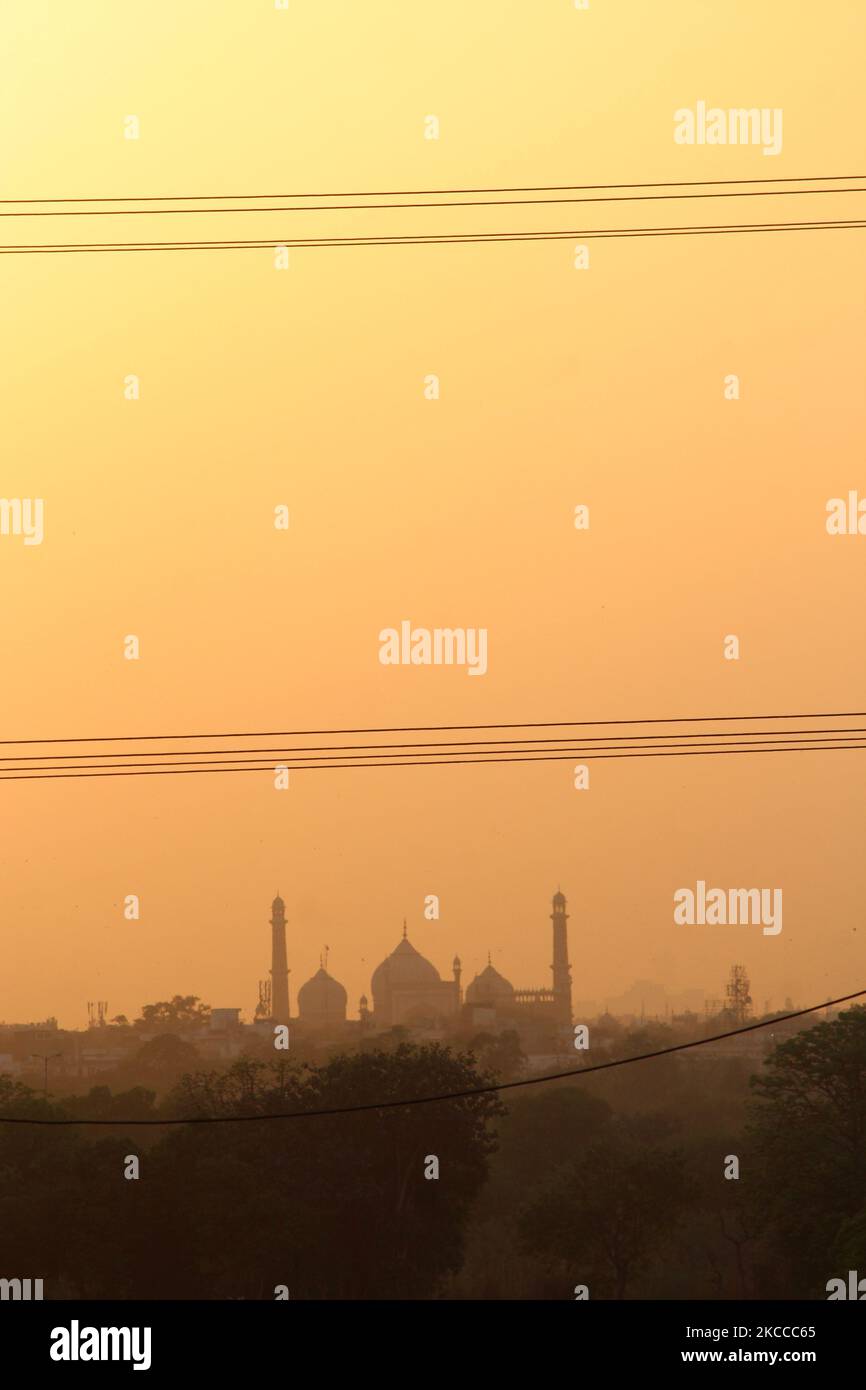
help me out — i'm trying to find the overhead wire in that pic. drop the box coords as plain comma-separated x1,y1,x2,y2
2,739,864,781
3,218,865,254
3,172,863,204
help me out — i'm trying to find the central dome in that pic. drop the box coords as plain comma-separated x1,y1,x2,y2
371,936,441,996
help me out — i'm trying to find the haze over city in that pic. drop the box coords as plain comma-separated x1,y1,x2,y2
1,0,864,1331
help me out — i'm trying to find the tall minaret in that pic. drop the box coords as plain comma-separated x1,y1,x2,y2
270,894,290,1024
550,890,572,1026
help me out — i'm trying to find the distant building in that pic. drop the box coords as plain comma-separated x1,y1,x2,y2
269,895,290,1025
461,892,574,1043
250,888,575,1056
465,958,515,1008
371,924,461,1028
298,964,348,1028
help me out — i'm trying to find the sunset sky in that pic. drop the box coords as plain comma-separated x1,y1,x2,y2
2,0,864,1029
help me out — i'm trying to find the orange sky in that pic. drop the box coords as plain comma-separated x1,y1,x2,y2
2,0,864,1028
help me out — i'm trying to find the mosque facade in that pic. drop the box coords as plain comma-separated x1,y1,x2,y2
256,890,573,1047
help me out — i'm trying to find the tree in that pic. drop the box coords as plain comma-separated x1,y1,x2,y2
832,1209,866,1270
0,1078,91,1295
467,1029,526,1081
123,1034,201,1087
746,1005,866,1293
134,996,211,1031
57,1084,159,1123
445,1082,612,1299
152,1042,505,1299
517,1114,687,1298
481,1084,611,1211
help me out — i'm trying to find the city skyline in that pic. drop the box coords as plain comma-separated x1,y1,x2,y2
3,882,798,1034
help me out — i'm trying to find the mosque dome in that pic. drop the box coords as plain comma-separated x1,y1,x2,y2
297,967,347,1022
466,962,515,1005
371,933,441,999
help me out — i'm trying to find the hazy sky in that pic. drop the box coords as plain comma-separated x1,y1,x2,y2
2,0,864,1028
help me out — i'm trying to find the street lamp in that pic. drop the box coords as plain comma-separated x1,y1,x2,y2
30,1052,62,1100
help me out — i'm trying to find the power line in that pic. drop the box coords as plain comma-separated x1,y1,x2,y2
3,725,864,762
4,186,865,218
1,733,864,773
2,741,864,781
2,709,862,747
4,173,863,204
3,989,862,1126
3,737,865,774
3,218,865,255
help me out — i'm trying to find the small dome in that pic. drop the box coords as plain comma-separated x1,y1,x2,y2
272,894,285,914
466,963,515,1005
553,890,566,908
297,968,347,1022
371,936,442,996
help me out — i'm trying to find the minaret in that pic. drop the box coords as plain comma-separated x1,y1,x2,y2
453,955,462,1005
270,894,290,1024
550,890,572,1026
